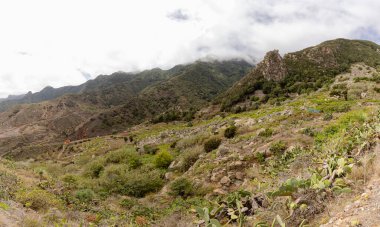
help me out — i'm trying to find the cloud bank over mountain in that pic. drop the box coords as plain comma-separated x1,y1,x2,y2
0,0,379,97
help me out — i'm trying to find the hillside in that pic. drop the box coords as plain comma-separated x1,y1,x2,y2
0,60,251,155
220,39,380,112
77,60,251,137
1,39,380,226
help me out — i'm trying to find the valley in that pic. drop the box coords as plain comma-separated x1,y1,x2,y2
1,39,380,226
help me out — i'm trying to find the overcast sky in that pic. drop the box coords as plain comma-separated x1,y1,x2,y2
1,0,380,97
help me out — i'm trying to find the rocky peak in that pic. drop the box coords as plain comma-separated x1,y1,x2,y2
256,50,287,81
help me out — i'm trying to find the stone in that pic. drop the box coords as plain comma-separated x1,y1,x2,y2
213,188,227,195
211,171,224,182
235,172,244,180
220,176,231,185
216,146,229,157
165,172,173,180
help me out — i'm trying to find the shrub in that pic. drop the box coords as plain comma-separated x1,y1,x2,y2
61,174,78,189
269,141,287,156
75,189,95,203
258,128,273,137
178,148,203,172
15,189,61,211
374,87,380,93
154,151,174,169
85,160,105,178
302,127,315,137
120,198,138,209
169,178,193,197
250,96,260,102
204,138,221,152
143,145,159,155
104,148,142,169
122,169,164,197
323,113,333,121
224,125,237,138
255,152,266,164
0,170,18,199
99,166,164,197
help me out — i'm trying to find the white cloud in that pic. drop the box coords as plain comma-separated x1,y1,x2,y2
0,0,379,97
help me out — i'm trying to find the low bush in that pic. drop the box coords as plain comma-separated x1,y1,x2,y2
258,128,273,137
121,169,164,197
323,113,333,121
61,174,78,189
224,125,237,138
178,147,203,172
106,147,142,169
255,152,266,163
120,198,138,209
301,127,315,137
143,145,159,155
154,151,174,169
169,178,193,198
15,189,61,211
0,170,18,199
85,160,105,178
204,138,221,152
269,141,287,156
99,166,164,197
75,188,95,203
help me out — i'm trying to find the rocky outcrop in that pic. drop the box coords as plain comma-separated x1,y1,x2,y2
255,50,288,81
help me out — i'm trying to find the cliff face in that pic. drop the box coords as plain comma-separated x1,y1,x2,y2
255,50,288,81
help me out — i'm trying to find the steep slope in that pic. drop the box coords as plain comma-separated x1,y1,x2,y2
221,39,380,110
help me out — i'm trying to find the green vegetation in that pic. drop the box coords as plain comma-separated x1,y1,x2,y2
2,39,380,226
224,125,237,138
154,151,174,169
15,189,62,211
258,128,273,137
221,39,380,110
204,138,222,152
169,178,194,198
269,141,287,156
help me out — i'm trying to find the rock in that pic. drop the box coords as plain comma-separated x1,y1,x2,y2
169,160,180,170
217,146,229,157
220,176,231,186
235,172,244,180
213,188,227,195
211,171,225,182
165,172,173,180
228,160,243,169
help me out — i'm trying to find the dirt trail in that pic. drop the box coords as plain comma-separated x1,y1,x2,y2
321,154,380,227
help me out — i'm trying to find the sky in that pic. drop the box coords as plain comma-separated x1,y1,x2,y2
1,0,380,98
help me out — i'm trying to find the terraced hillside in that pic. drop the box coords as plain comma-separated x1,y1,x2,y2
1,60,380,226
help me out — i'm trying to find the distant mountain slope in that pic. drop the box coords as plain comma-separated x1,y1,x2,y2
0,66,184,112
74,60,252,137
221,39,380,110
0,59,252,150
